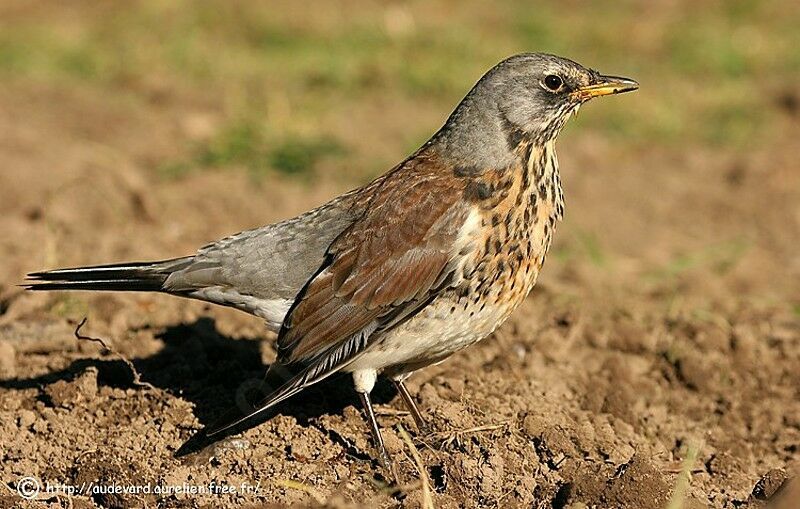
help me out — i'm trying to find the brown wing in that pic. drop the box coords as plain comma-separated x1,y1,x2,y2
206,152,472,437
277,153,469,366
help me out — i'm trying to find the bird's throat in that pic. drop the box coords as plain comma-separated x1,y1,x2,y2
524,140,564,222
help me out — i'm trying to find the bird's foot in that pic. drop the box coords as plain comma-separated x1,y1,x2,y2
413,417,432,436
376,447,393,471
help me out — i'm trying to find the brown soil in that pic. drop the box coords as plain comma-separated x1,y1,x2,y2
1,71,799,509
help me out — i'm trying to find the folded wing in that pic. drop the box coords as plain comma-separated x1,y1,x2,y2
208,152,471,434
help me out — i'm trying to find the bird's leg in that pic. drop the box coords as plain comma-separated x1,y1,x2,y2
393,379,430,434
352,369,392,469
357,390,392,469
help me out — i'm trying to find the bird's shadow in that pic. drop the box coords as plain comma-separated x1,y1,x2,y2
0,317,398,460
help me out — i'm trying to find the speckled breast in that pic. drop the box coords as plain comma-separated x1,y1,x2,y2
352,141,564,377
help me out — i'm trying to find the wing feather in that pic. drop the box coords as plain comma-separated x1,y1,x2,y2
208,152,475,436
278,153,470,367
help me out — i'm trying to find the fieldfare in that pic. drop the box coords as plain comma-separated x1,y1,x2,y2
27,53,638,467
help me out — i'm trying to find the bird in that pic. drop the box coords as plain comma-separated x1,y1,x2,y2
25,53,638,468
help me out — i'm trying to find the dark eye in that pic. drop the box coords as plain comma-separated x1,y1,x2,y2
544,74,563,91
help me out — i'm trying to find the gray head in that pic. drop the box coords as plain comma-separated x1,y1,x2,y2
433,53,638,168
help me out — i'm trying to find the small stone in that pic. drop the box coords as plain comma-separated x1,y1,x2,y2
382,429,405,455
32,418,48,434
18,409,36,429
40,407,58,422
522,413,547,437
75,367,99,400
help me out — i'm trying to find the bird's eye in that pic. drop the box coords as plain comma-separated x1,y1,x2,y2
543,74,563,91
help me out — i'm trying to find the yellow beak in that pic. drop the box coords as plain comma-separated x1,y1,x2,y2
572,75,639,101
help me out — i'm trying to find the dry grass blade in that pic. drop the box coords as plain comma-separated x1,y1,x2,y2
375,407,411,417
398,424,435,509
665,442,700,509
430,421,510,448
73,317,156,390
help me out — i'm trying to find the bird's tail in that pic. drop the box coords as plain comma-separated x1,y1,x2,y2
24,257,193,292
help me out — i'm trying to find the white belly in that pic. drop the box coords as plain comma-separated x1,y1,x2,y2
344,293,512,374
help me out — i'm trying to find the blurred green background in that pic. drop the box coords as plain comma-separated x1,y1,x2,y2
1,0,797,181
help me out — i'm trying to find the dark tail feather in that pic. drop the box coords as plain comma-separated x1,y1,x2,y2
24,257,193,292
